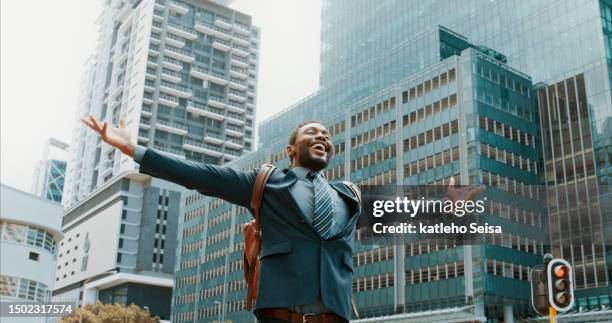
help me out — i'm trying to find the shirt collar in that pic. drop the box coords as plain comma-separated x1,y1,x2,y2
292,167,326,181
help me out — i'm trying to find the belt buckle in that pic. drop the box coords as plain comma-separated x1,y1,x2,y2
302,313,316,323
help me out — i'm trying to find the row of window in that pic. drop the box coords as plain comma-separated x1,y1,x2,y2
478,116,536,149
480,143,538,174
481,171,540,199
350,144,397,172
485,259,529,280
354,168,397,187
401,69,456,104
322,164,345,182
483,233,543,255
351,97,396,127
0,275,50,302
404,147,460,177
402,94,457,127
403,120,459,151
406,261,465,285
352,272,394,292
350,120,396,149
353,246,394,266
0,221,56,254
486,201,541,227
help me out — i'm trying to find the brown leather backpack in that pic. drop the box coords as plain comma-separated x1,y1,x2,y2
242,165,361,318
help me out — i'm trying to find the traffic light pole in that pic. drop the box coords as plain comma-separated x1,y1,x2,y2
549,306,556,323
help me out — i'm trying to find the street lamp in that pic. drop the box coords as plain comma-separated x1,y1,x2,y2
214,301,222,323
79,268,119,323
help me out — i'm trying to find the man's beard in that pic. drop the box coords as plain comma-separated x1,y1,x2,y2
296,144,330,171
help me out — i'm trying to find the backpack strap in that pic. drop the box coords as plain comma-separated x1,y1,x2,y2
342,180,361,319
251,164,276,231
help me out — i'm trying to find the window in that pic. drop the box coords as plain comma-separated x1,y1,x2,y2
29,252,39,261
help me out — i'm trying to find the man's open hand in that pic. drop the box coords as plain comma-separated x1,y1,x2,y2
81,115,136,158
446,177,486,203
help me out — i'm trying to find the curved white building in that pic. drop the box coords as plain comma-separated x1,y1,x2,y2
0,184,63,322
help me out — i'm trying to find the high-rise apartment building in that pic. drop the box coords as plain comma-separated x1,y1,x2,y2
64,0,260,208
174,0,611,322
31,138,69,203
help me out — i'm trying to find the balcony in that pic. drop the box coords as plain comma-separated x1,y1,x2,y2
137,135,150,143
141,105,153,117
162,57,182,71
233,34,250,47
146,67,157,80
214,17,233,29
164,46,194,63
212,39,231,52
167,22,197,40
116,3,131,22
159,81,191,98
143,94,154,105
156,145,186,159
152,21,163,33
208,95,226,108
230,67,248,79
225,140,243,150
186,102,225,120
153,9,164,22
226,114,245,126
231,45,249,58
226,102,245,114
230,55,249,68
169,1,189,15
150,33,161,45
194,21,232,41
144,80,156,92
147,57,159,68
228,78,248,91
161,68,181,83
234,23,250,36
159,94,179,107
183,140,223,157
190,66,228,85
204,133,224,145
156,119,188,135
154,0,165,10
225,125,244,137
139,122,151,130
228,90,246,102
165,34,185,48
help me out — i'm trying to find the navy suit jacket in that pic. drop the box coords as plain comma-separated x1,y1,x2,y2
138,148,361,320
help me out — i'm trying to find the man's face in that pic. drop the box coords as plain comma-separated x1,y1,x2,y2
288,123,334,171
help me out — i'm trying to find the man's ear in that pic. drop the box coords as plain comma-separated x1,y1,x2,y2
286,145,294,158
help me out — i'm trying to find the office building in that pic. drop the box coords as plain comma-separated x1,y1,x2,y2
31,138,69,203
257,0,612,316
0,184,64,323
63,0,260,208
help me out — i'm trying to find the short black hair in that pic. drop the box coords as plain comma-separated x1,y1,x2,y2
287,120,323,163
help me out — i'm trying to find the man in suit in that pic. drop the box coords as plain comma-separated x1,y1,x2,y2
81,116,483,322
82,116,360,322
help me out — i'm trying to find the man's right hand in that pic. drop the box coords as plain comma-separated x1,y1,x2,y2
81,115,136,158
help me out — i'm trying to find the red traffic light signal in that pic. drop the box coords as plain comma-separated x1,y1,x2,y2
547,259,574,312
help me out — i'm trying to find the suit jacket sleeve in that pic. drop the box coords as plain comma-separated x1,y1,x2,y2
138,147,257,208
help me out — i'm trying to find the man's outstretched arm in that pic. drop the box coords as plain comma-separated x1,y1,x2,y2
81,116,256,208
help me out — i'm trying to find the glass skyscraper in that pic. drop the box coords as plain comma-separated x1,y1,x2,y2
173,0,612,322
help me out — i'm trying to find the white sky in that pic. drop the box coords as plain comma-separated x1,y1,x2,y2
0,0,321,192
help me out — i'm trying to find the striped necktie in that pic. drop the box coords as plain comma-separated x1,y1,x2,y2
310,171,335,239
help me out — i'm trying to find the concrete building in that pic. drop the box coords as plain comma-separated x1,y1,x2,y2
52,172,183,321
63,0,260,208
31,138,69,203
0,184,64,323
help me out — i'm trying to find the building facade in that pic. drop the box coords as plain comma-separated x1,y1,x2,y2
52,172,183,321
256,0,612,316
0,185,64,323
31,138,69,203
63,0,260,208
171,27,549,321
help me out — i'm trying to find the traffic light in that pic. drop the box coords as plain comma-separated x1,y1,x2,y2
547,258,574,312
530,266,548,316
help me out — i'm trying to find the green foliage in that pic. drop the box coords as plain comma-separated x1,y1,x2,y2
60,301,160,323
